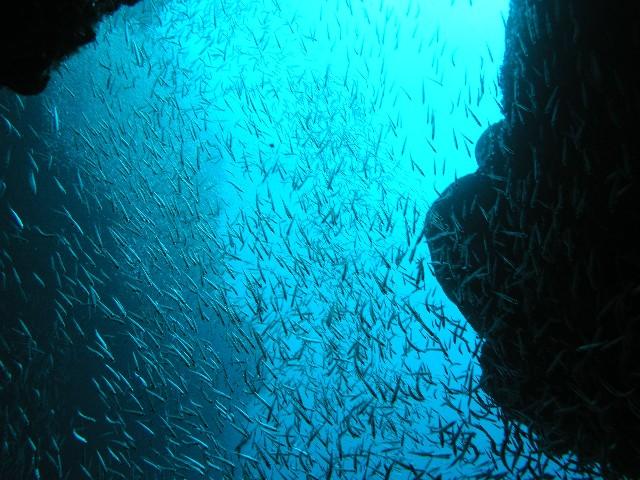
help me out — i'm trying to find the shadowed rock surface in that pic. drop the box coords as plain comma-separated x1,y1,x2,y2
0,0,141,95
426,0,640,477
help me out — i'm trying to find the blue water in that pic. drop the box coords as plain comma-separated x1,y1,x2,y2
0,0,593,478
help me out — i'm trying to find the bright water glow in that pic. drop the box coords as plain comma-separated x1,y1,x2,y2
33,0,581,478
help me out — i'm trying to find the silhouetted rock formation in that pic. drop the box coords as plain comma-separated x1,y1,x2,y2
426,1,640,477
0,0,140,95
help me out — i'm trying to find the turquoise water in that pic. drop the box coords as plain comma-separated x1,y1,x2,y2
2,0,591,478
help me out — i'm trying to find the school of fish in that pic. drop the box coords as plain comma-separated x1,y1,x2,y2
0,0,603,479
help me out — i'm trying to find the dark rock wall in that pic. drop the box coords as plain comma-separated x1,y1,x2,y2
426,0,640,477
0,0,140,95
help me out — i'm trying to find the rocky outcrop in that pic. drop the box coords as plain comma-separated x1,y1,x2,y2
426,1,640,477
0,0,140,95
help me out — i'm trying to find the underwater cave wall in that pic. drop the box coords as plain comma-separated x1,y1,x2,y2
425,0,640,477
